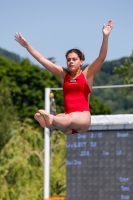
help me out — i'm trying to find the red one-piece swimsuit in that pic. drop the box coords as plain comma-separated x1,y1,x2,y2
63,71,91,134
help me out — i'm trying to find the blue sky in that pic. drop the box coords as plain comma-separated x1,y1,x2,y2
0,0,133,68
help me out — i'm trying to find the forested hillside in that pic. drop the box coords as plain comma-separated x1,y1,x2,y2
0,47,22,62
92,56,133,114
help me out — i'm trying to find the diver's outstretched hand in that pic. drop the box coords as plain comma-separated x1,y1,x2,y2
102,19,114,36
14,32,27,47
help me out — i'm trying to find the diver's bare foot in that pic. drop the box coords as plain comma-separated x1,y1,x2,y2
38,110,54,128
34,112,46,127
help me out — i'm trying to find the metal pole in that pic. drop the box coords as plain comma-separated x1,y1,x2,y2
50,84,133,90
44,88,50,199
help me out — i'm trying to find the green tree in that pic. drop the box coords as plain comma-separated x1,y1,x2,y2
90,95,112,115
0,56,62,121
0,79,17,150
113,52,133,93
0,121,67,199
0,121,44,200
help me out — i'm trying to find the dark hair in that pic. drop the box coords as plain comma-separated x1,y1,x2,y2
65,48,85,61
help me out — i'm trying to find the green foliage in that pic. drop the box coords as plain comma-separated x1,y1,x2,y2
91,54,133,114
50,130,66,196
113,52,133,93
0,121,44,200
0,56,62,122
99,57,129,75
90,95,111,115
93,57,128,86
108,52,133,113
0,79,17,150
0,122,66,199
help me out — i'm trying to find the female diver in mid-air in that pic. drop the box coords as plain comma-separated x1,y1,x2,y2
15,19,114,134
